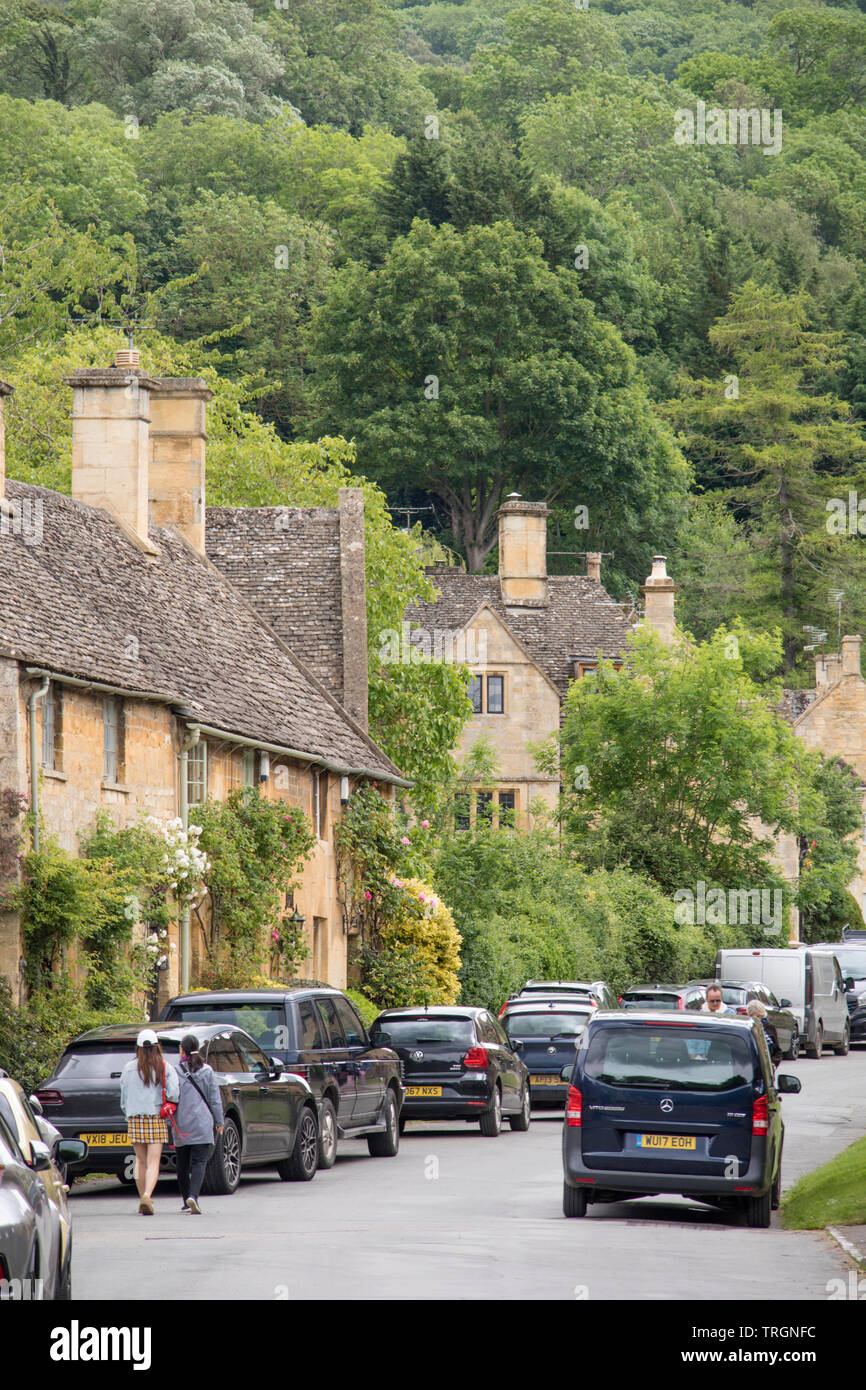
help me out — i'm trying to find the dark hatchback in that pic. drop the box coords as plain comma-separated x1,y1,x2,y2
710,981,799,1058
370,1006,531,1136
161,988,404,1166
562,1012,800,1226
501,1000,595,1105
619,984,707,1012
34,1023,321,1193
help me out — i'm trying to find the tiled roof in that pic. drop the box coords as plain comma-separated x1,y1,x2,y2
206,506,344,703
405,568,635,697
0,481,402,781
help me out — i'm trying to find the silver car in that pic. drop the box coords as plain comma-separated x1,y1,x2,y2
0,1104,86,1300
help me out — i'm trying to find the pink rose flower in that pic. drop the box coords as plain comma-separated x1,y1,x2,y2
364,889,372,901
421,820,430,829
400,836,410,845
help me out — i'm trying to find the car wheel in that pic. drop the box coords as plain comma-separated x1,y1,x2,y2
367,1090,399,1157
806,1025,823,1059
509,1082,531,1132
783,1032,800,1061
563,1183,588,1218
277,1105,319,1181
744,1188,772,1228
480,1084,502,1137
202,1117,241,1195
833,1025,850,1057
316,1098,338,1170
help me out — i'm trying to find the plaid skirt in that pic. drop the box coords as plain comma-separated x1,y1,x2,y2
127,1114,170,1144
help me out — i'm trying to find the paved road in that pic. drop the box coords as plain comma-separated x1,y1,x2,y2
70,1050,866,1301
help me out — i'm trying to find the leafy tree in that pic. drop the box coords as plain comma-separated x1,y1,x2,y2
260,0,436,136
559,625,842,906
767,9,866,116
0,0,82,103
72,0,285,122
796,758,863,943
670,497,763,643
664,284,866,669
307,217,689,570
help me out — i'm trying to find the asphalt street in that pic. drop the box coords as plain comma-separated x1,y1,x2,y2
69,1050,866,1301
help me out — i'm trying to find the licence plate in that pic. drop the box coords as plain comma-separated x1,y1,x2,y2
79,1132,130,1147
530,1074,562,1085
635,1134,697,1150
405,1086,442,1098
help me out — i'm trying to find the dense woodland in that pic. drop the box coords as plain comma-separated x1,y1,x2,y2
3,0,866,683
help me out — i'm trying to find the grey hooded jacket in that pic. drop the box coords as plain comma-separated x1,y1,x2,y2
174,1061,223,1146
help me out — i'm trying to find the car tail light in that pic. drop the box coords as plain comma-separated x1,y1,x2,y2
291,1065,308,1080
677,996,685,1010
498,1004,507,1018
566,1086,583,1127
33,1090,63,1107
463,1046,488,1068
752,1095,769,1136
805,967,813,1006
617,996,624,1005
735,1006,749,1016
0,1256,8,1281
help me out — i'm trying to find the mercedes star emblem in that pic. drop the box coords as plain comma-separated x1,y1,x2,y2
411,1050,424,1061
660,1098,674,1112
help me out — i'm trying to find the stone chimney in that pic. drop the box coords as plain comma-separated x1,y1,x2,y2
67,350,159,551
640,555,677,645
0,380,12,502
585,552,601,582
842,634,862,678
338,487,369,730
148,378,212,555
497,494,549,604
815,653,842,690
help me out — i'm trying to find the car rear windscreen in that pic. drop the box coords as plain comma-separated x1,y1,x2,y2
585,1026,753,1091
832,951,866,980
370,1018,475,1046
620,994,681,1010
54,1044,180,1078
503,1011,591,1038
168,1003,285,1049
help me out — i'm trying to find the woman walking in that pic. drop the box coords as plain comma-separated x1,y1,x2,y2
120,1029,179,1215
174,1034,223,1215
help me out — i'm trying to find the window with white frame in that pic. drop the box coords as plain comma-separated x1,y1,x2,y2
187,741,207,805
103,696,124,783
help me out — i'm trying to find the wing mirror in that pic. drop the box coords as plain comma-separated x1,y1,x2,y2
844,978,856,992
776,1074,801,1095
779,998,792,1008
56,1139,87,1163
29,1140,53,1172
512,1039,524,1052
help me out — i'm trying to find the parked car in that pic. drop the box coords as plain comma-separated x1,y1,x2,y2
160,987,404,1166
370,1006,531,1136
34,1023,321,1194
0,1100,86,1299
561,1010,801,1226
686,980,799,1058
499,980,617,1016
851,996,866,1045
501,1000,595,1104
716,948,850,1057
619,984,707,1012
0,1074,86,1298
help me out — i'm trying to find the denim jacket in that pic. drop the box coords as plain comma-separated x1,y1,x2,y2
120,1058,180,1117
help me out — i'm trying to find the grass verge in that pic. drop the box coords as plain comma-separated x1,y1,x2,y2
782,1135,866,1230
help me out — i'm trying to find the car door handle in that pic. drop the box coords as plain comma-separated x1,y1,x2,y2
231,1087,240,1097
258,1085,268,1093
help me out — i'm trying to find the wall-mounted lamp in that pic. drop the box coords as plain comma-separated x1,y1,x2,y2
259,751,270,782
340,775,350,804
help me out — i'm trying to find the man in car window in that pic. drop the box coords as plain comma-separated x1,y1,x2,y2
701,986,733,1016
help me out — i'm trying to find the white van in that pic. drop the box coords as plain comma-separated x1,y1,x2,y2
715,948,850,1058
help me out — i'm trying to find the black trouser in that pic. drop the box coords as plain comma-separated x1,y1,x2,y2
176,1143,211,1202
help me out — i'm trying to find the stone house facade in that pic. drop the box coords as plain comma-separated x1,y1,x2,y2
0,354,405,1006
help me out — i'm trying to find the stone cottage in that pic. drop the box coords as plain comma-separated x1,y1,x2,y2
0,354,405,1005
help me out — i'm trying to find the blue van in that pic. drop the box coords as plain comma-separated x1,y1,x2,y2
561,1011,801,1227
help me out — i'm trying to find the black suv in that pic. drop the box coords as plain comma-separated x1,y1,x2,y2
370,1006,531,1136
161,988,404,1166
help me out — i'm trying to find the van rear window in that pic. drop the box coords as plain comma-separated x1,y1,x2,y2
584,1027,753,1092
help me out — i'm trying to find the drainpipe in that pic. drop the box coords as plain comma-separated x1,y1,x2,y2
27,676,49,853
178,724,200,993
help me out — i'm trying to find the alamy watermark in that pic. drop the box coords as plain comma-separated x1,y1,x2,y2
674,881,783,936
674,101,782,157
378,622,487,667
0,497,43,545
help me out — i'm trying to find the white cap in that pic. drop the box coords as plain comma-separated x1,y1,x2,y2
136,1028,158,1047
